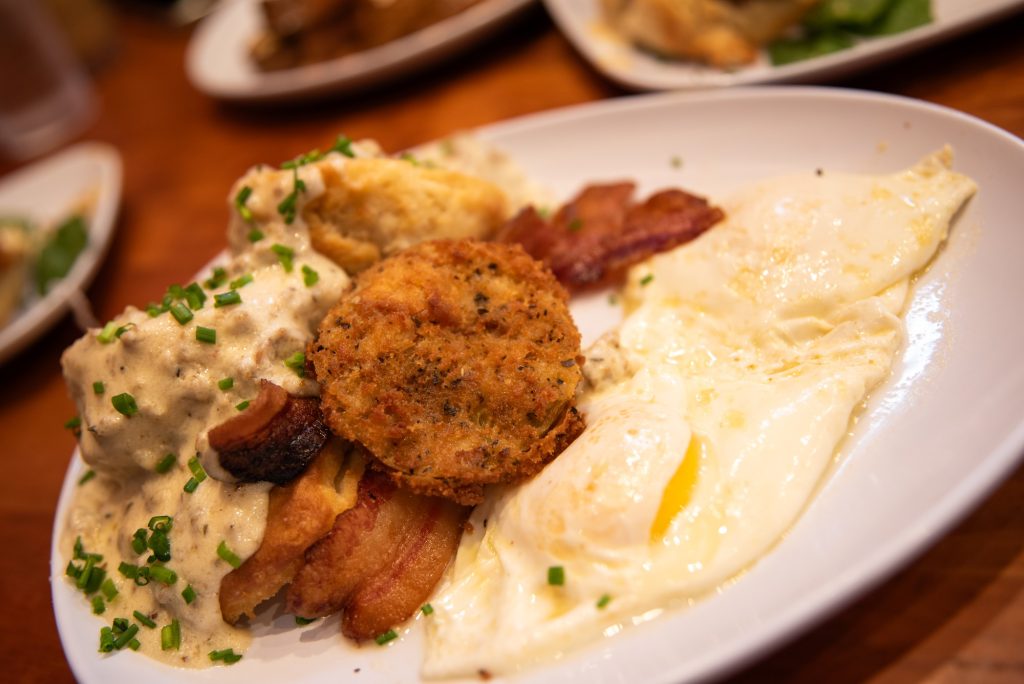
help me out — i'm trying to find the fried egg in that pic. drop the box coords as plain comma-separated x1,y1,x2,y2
422,149,976,677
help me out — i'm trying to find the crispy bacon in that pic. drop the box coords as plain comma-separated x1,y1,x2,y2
208,380,329,484
497,182,724,290
285,469,468,639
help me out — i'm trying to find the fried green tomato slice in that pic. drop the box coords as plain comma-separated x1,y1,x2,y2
309,239,585,505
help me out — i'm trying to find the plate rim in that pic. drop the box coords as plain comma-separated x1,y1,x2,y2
0,141,122,365
542,0,1024,91
50,86,1024,683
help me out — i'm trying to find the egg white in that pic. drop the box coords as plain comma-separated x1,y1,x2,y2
422,149,976,678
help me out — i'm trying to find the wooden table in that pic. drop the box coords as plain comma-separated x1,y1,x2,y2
2,5,1022,683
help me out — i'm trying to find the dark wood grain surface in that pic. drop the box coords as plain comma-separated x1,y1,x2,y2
2,5,1022,683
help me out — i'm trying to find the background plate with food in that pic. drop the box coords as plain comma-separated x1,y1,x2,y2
52,87,1024,682
186,0,536,102
0,142,121,365
544,0,1024,90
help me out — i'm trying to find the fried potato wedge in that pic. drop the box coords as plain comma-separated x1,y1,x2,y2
286,470,468,639
219,440,363,623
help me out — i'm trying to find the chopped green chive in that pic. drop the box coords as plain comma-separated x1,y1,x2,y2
131,528,148,554
92,381,105,395
183,477,199,494
294,616,317,626
148,565,177,586
100,578,118,601
596,594,612,609
91,595,105,614
281,149,323,170
182,584,197,604
161,619,181,650
66,561,81,580
271,243,294,272
113,617,129,633
187,456,207,484
235,400,250,411
118,562,139,579
184,283,206,310
229,273,253,289
115,324,134,338
64,415,82,431
301,264,319,287
214,290,241,307
205,266,228,289
155,453,176,474
217,541,242,568
127,639,141,651
148,515,173,532
145,303,163,317
330,135,355,158
209,648,243,664
639,274,654,286
99,626,115,653
217,377,234,391
547,565,565,586
196,326,216,344
235,185,254,222
284,352,306,378
421,604,434,615
375,629,398,645
96,321,118,344
111,393,138,417
169,301,193,325
277,170,305,225
568,218,583,232
112,623,139,650
78,469,96,486
248,228,264,243
133,610,157,629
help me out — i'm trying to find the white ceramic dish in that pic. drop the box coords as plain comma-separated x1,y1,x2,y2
52,87,1024,683
186,0,535,102
544,0,1024,91
0,142,121,365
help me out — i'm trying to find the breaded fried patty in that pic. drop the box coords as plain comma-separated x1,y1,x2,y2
310,239,585,504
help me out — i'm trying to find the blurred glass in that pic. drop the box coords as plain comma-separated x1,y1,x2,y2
0,0,96,162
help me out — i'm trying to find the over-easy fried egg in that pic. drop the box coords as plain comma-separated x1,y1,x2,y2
422,149,977,677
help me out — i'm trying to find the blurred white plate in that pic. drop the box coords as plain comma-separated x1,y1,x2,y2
0,142,121,365
52,88,1024,683
186,0,535,102
544,0,1024,90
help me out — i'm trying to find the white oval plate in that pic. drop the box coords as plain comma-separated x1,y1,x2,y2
0,142,121,365
544,0,1024,91
52,87,1024,683
186,0,535,102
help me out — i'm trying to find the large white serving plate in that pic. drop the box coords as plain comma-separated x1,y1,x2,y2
52,88,1024,683
186,0,535,102
545,0,1024,91
0,142,121,365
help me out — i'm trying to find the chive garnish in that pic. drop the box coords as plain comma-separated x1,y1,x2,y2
161,619,180,650
131,528,148,555
64,415,81,431
127,639,141,651
92,381,105,395
133,610,157,629
271,243,294,272
248,228,264,243
217,377,233,391
169,301,193,325
184,282,206,310
196,326,216,344
375,629,398,645
277,170,305,225
229,273,253,289
235,185,254,222
284,352,306,378
235,400,250,411
205,266,228,289
96,321,118,344
209,648,243,664
330,135,355,158
183,477,199,494
148,565,177,586
99,626,115,653
101,578,118,601
148,515,173,532
547,566,565,586
301,264,319,287
112,623,139,650
640,274,654,286
294,616,317,625
118,562,138,579
182,584,196,604
596,594,612,609
421,604,434,615
111,393,138,417
214,290,241,307
217,540,242,568
155,453,176,473
91,595,105,614
114,324,133,338
78,469,96,486
187,456,207,483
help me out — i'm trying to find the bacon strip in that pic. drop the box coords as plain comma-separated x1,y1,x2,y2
285,470,468,639
497,182,724,290
209,380,329,484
